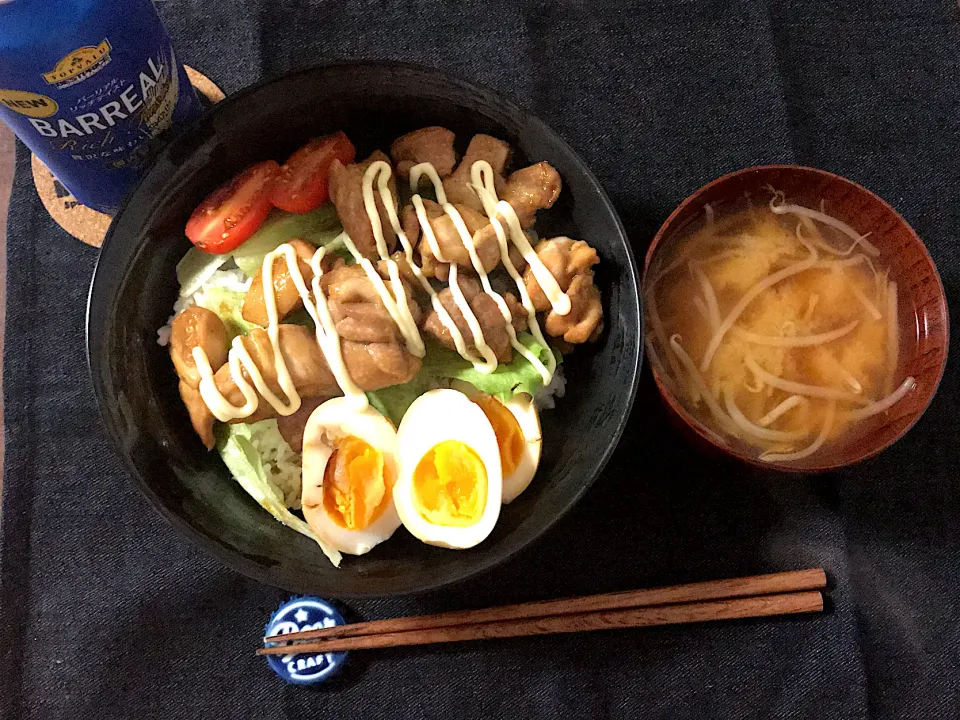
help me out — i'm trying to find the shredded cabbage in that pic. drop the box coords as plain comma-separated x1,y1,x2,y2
216,420,341,567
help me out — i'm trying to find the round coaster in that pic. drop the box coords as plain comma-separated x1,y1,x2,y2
264,596,349,685
30,66,224,248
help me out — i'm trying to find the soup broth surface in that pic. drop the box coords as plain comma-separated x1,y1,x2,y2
645,192,914,463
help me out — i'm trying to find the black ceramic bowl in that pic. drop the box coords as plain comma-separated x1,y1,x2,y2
87,62,642,597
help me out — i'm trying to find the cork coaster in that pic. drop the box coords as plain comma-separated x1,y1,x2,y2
31,66,225,248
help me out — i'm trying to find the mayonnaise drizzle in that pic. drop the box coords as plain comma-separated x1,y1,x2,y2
192,153,574,423
410,163,449,262
411,159,562,382
469,162,555,382
306,247,366,407
359,163,426,358
259,245,306,414
393,164,484,365
410,163,448,204
469,163,570,318
438,205,501,373
338,231,425,358
353,158,565,382
364,160,495,371
195,343,257,421
194,243,367,423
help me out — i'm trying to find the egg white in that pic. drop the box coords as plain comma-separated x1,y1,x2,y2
497,395,542,503
394,389,502,549
301,398,401,555
450,382,543,504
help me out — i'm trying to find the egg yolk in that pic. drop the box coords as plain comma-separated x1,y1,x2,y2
323,436,390,530
412,441,487,527
473,396,524,476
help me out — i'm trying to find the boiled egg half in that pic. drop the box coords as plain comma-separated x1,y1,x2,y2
301,398,401,555
452,382,543,504
394,389,502,549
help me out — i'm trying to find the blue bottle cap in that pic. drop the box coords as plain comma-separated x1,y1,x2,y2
264,596,348,685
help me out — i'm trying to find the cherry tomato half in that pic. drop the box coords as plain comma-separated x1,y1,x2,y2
185,160,280,254
268,132,356,214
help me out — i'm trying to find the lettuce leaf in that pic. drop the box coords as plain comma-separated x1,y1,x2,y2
177,206,343,286
366,333,559,424
421,333,558,402
366,378,430,426
232,205,342,277
216,421,342,567
176,247,230,298
194,287,259,338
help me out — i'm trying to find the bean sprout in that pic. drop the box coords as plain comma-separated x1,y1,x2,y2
690,261,721,333
648,190,910,464
841,266,883,320
645,336,677,394
769,191,880,257
798,214,876,259
693,296,711,323
646,286,686,391
699,224,819,371
843,377,916,422
758,395,808,427
732,320,859,348
744,354,871,405
802,294,820,324
670,335,737,434
760,401,837,463
723,389,810,442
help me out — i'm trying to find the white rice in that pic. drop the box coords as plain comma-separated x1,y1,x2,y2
249,420,304,509
535,365,566,410
156,268,252,346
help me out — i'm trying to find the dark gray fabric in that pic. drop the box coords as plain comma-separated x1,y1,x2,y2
2,1,958,718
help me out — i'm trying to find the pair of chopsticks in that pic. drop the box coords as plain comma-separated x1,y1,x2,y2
258,568,826,655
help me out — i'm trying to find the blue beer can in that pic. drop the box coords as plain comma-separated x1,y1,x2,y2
0,0,202,214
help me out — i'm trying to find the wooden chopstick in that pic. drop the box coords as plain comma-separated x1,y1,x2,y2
258,591,823,655
263,568,827,643
262,568,826,645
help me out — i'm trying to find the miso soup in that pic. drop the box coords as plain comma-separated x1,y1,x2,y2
644,191,915,463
